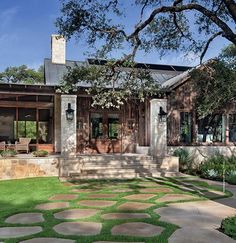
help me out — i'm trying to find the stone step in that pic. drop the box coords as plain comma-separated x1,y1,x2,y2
79,164,160,170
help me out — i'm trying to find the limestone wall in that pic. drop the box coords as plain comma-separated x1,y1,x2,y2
0,157,59,180
168,146,236,164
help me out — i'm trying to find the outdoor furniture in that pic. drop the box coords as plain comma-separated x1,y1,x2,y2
0,141,5,151
15,138,31,153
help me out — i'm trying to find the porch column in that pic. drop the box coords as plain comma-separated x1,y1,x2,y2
61,95,77,157
150,99,167,157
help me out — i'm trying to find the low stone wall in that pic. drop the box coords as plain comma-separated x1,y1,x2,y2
168,146,236,164
0,156,59,180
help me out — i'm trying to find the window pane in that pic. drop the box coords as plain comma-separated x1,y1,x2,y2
26,121,37,140
108,114,119,139
91,113,103,139
38,109,53,144
180,112,192,143
0,108,15,142
197,115,223,142
229,114,236,142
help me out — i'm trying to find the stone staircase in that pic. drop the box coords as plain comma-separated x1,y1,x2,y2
59,154,179,179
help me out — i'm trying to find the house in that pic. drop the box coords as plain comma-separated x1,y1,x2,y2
0,35,233,179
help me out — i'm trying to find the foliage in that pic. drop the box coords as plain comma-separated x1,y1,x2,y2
0,150,17,158
173,148,194,173
226,170,236,185
59,61,159,108
198,155,236,181
220,44,236,69
0,65,44,84
56,0,236,63
221,216,236,239
33,150,49,157
191,57,236,118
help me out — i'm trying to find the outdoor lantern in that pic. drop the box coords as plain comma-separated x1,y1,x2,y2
66,103,74,121
158,106,167,122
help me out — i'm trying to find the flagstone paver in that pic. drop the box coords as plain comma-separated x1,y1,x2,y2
111,222,164,237
20,238,75,243
101,213,151,220
87,194,117,199
54,209,100,219
156,194,198,203
118,202,155,211
168,226,236,243
154,200,236,228
0,226,42,239
53,222,102,236
71,189,96,193
5,213,44,224
112,189,133,193
49,194,78,201
138,182,161,187
35,202,69,210
123,193,156,201
78,200,117,208
63,182,74,187
140,188,173,193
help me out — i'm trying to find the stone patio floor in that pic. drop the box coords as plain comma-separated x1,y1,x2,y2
0,177,236,242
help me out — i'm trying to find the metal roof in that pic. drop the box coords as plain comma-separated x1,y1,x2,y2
44,58,192,86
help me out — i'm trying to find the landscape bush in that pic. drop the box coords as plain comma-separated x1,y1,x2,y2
0,150,17,158
199,155,236,182
173,148,195,174
221,216,236,239
33,150,48,157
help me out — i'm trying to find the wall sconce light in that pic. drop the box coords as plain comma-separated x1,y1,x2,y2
158,106,167,123
66,103,74,121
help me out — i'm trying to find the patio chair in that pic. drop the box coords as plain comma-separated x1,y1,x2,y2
15,138,31,153
0,141,5,151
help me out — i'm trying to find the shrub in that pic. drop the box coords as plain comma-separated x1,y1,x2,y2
173,148,194,174
221,216,236,239
226,171,236,185
1,150,17,158
199,155,236,181
33,150,48,157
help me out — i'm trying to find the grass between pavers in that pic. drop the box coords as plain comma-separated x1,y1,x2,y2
0,176,227,243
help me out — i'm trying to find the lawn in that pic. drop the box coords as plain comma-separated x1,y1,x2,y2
0,176,228,243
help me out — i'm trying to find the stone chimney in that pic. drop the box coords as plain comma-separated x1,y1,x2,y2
51,34,66,64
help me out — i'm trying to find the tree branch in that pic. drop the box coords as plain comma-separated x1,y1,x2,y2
128,3,236,45
200,31,224,63
222,0,236,23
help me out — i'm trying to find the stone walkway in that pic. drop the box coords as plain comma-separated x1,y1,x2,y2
155,200,236,243
1,178,236,242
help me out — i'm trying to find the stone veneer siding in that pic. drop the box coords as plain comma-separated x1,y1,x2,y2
0,157,59,180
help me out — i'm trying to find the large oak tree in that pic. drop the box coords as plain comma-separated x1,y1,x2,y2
56,0,236,63
56,0,236,108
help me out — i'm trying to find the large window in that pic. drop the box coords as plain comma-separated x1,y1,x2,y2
229,114,236,142
91,113,120,139
108,114,119,139
197,115,224,143
38,109,53,144
16,108,37,142
180,112,192,143
91,113,103,139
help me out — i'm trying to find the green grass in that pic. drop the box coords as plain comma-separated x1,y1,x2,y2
0,177,229,243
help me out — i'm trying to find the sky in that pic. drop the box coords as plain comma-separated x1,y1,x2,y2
0,0,231,71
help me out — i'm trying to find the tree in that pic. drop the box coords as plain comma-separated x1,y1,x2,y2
191,44,236,118
56,0,236,63
0,65,44,84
